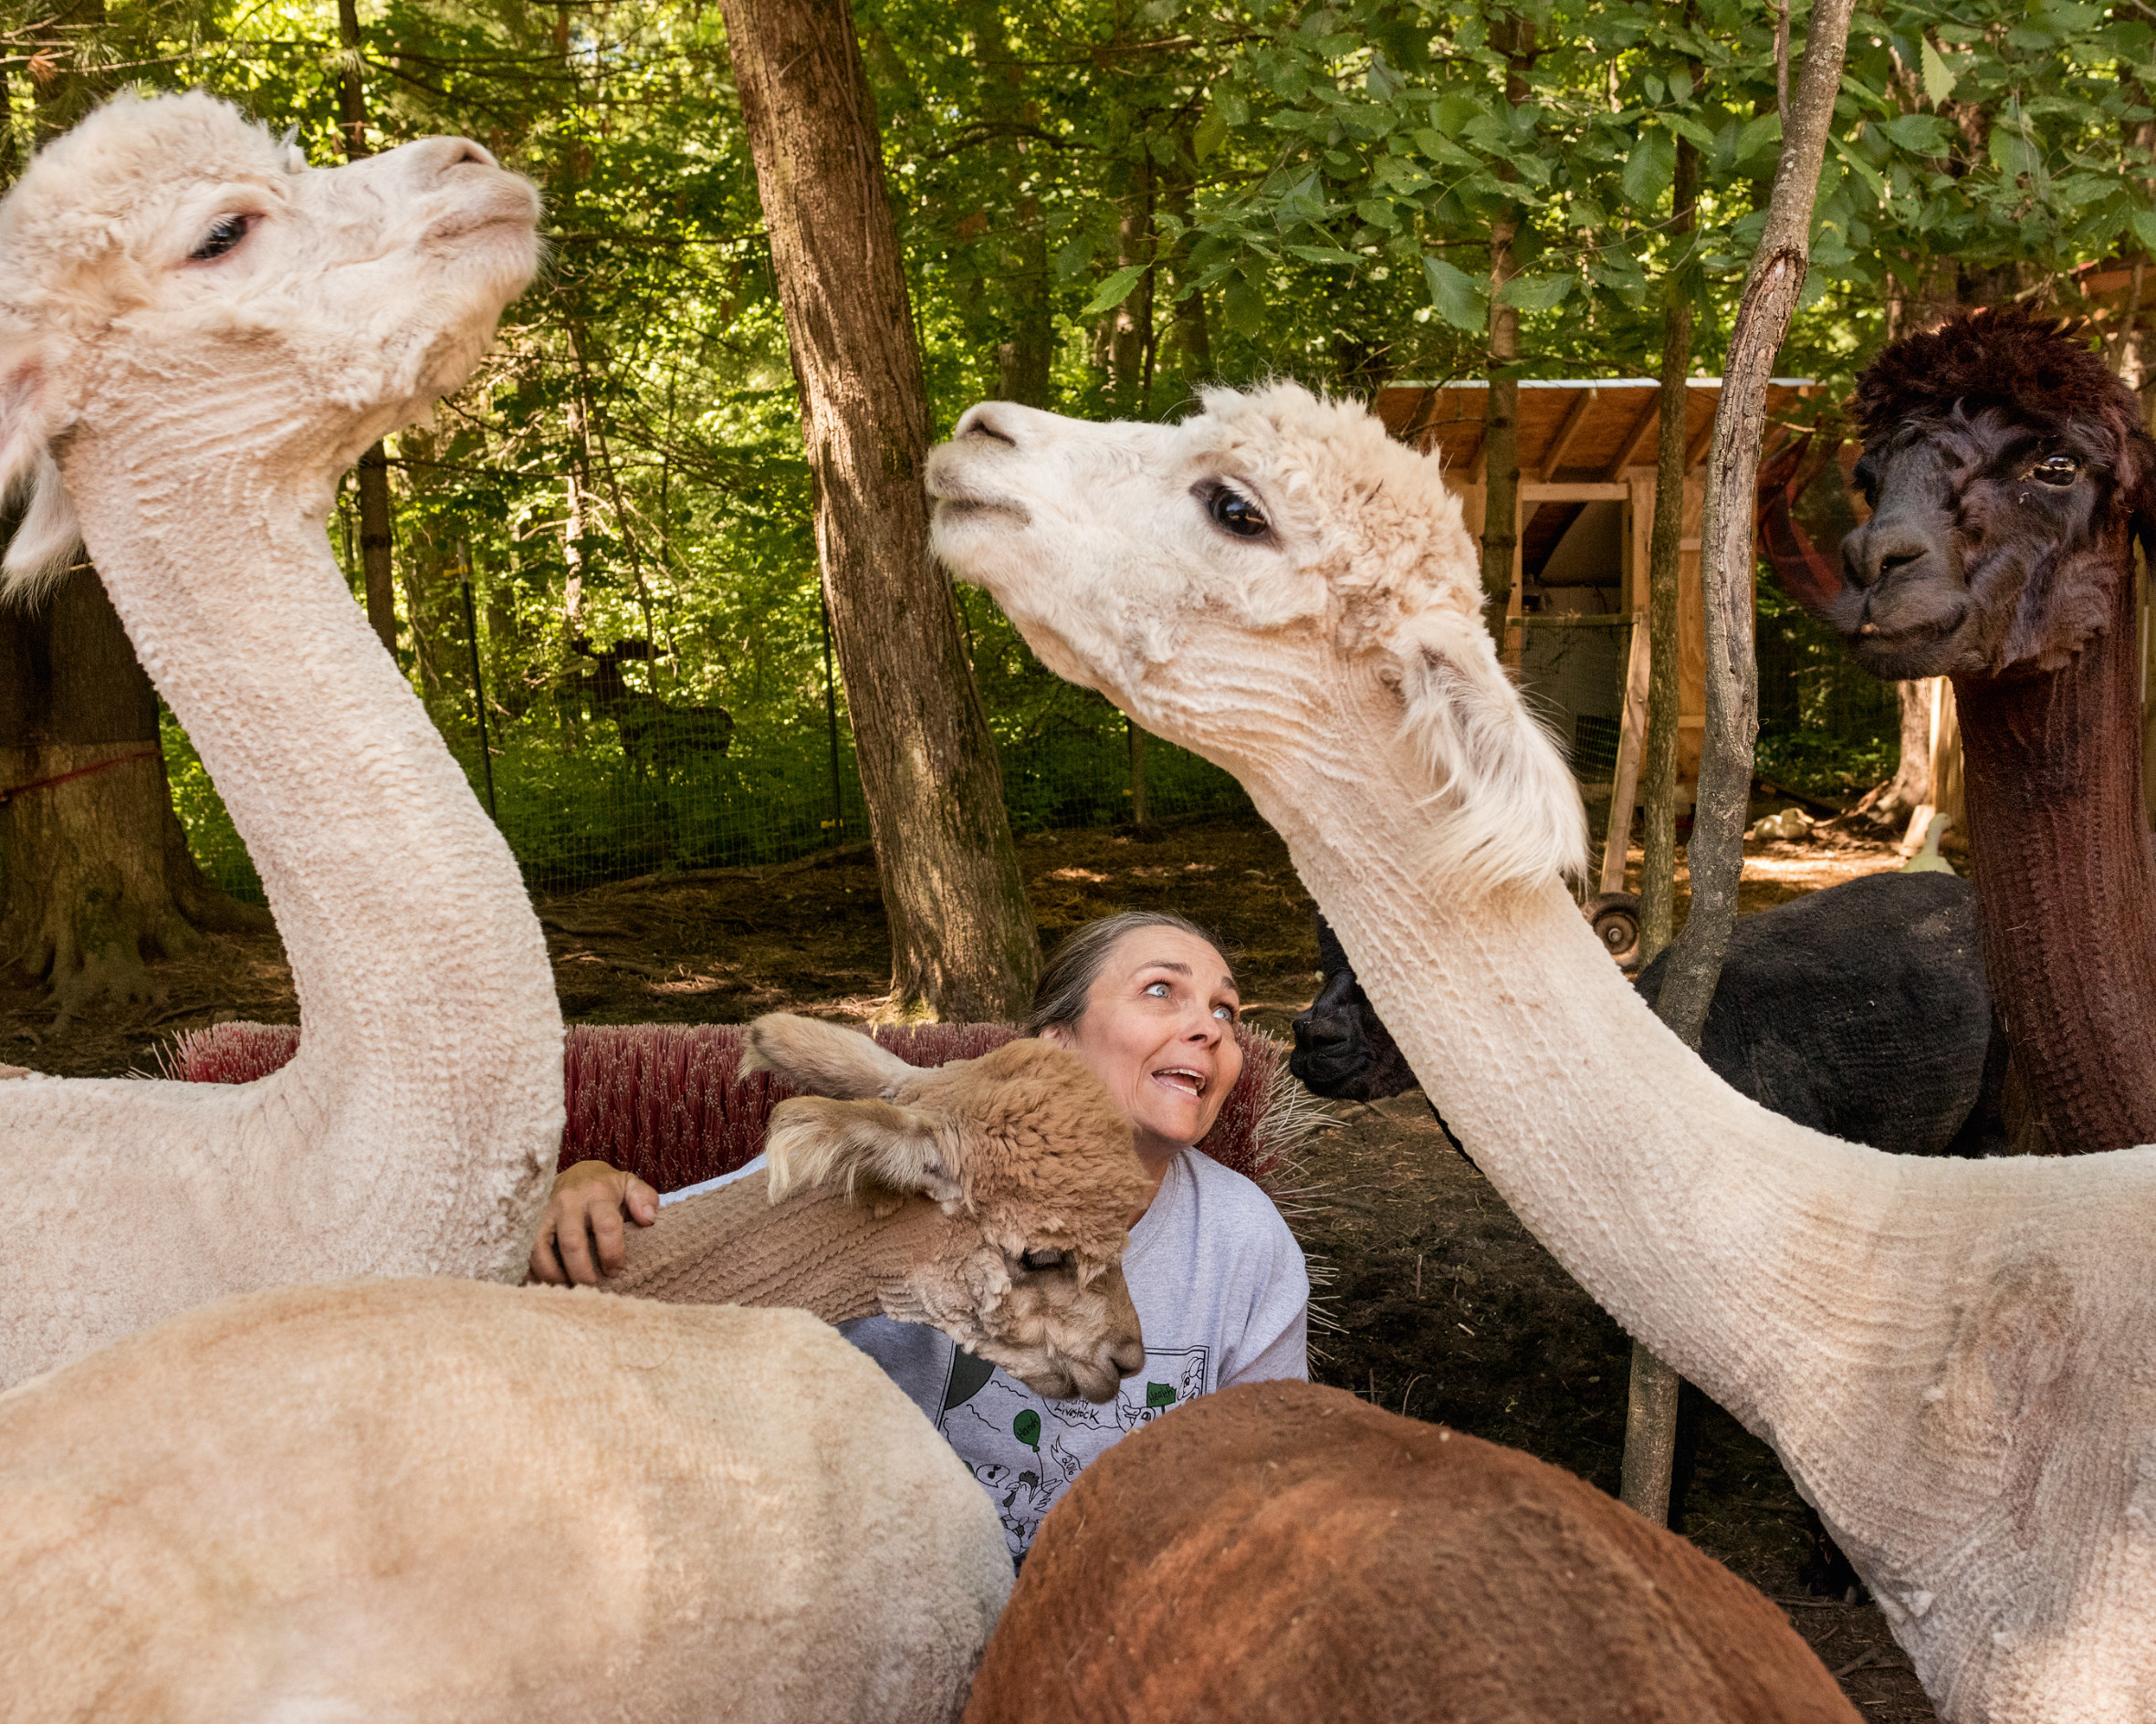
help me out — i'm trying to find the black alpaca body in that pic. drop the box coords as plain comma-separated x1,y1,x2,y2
1293,871,2004,1157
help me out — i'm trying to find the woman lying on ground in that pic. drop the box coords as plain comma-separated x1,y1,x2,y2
534,910,1311,1559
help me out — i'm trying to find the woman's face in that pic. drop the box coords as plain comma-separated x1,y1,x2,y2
1045,927,1243,1160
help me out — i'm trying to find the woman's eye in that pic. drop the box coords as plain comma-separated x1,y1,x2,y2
1145,981,1170,997
1213,1004,1236,1021
190,214,252,261
1020,1248,1067,1272
1205,485,1271,538
2032,454,2079,487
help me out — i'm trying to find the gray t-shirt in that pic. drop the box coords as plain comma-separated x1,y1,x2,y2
661,1146,1310,1559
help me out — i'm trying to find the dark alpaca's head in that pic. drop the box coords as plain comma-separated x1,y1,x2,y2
1790,310,2155,681
1289,917,1418,1103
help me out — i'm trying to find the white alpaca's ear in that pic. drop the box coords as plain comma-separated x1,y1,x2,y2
0,342,80,594
1386,607,1588,892
764,1096,965,1207
740,1012,912,1099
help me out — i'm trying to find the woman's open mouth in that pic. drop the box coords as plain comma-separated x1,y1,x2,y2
1150,1066,1209,1099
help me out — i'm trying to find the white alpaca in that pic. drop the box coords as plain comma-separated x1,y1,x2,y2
0,93,562,1388
926,384,2156,1724
0,1280,1013,1724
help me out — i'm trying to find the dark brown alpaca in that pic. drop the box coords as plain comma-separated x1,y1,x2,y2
1769,309,2156,1155
964,1381,1858,1724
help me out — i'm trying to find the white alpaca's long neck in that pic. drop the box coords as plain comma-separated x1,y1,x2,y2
1221,663,1948,1443
54,381,561,1266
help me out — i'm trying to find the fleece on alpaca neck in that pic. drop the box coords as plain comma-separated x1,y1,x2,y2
0,93,558,1389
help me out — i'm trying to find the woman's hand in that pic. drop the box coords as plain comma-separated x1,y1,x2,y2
529,1159,659,1286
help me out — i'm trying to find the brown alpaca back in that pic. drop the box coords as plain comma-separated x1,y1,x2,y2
966,1381,1858,1724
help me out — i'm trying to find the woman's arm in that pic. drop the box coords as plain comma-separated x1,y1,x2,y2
528,1160,659,1285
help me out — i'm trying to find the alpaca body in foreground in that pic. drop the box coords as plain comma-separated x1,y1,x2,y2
966,1380,1858,1724
1771,311,2156,1154
0,1016,1161,1719
1296,872,2005,1157
927,384,2156,1721
0,94,561,1388
0,1279,1011,1724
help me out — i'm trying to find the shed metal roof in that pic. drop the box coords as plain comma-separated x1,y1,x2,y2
1372,376,1818,482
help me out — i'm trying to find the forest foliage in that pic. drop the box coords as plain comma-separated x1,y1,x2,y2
9,0,2155,872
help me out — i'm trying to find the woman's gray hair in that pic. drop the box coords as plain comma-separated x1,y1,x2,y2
1022,911,1236,1036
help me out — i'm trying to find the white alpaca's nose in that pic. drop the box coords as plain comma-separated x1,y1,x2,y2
410,135,501,177
955,402,1020,447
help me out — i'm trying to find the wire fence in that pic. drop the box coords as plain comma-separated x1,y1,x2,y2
157,559,1894,905
163,690,1254,905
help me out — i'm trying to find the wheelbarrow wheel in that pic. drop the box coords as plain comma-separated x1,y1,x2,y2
1584,892,1642,969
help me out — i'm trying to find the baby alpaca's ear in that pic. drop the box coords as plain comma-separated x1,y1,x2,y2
741,1012,912,1099
0,334,80,593
765,1095,966,1207
1383,604,1587,893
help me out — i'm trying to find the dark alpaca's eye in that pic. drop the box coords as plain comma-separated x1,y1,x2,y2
189,214,253,262
1202,484,1271,539
2032,454,2079,487
1019,1248,1068,1272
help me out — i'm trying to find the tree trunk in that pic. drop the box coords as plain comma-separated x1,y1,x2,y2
718,0,1040,1020
1621,118,1701,1530
1618,0,1858,1522
1478,15,1533,645
964,0,1052,409
339,0,398,658
1160,141,1211,387
1479,223,1520,646
1650,0,1858,1044
1638,131,1701,973
1106,157,1156,413
0,573,267,1022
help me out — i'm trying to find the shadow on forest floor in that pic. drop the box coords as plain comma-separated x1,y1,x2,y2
3,809,1930,1718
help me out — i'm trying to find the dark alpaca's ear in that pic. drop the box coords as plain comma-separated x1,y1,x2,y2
2119,430,2156,565
1755,434,1845,620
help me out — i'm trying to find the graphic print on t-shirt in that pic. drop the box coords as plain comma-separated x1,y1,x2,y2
937,1345,1210,1559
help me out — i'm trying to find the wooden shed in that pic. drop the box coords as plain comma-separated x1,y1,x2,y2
1374,376,1817,889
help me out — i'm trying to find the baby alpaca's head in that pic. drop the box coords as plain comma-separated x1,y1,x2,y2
746,1015,1149,1403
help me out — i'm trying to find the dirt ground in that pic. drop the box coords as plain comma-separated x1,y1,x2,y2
5,808,1934,1716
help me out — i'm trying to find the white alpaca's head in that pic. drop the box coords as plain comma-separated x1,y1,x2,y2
0,90,540,587
926,384,1586,893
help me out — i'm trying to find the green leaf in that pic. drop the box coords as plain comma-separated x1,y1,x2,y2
2130,208,2156,254
1082,265,1147,317
1734,112,1783,166
1921,38,1956,105
1496,271,1574,312
1193,105,1229,162
1621,130,1676,210
1989,121,2038,181
1879,112,1951,154
1666,111,1719,153
1422,256,1486,331
1288,243,1360,265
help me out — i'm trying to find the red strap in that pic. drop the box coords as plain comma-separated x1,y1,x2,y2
0,749,159,808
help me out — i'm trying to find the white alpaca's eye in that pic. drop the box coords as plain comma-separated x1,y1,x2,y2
1019,1248,1067,1272
2032,454,2079,487
1200,483,1271,539
189,214,253,262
